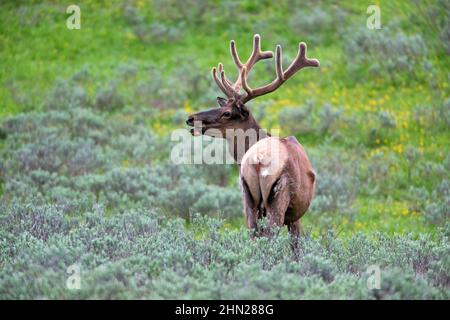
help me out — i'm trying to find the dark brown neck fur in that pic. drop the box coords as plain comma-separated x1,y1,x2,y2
226,114,270,164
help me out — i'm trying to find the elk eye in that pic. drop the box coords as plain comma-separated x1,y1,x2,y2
222,111,231,118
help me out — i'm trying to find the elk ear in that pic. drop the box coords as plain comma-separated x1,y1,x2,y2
237,102,249,119
217,97,228,108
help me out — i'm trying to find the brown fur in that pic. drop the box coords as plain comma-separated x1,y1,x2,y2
240,136,315,238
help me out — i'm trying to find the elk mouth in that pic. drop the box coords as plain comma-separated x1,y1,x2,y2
187,121,208,136
187,116,217,136
189,127,206,136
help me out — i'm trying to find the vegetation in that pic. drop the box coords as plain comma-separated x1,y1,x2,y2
0,0,448,299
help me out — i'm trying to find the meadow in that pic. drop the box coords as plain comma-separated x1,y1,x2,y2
0,0,449,299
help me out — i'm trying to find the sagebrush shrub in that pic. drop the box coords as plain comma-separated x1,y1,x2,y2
0,204,448,299
309,148,358,215
345,26,429,83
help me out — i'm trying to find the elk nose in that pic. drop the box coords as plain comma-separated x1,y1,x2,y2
186,116,194,126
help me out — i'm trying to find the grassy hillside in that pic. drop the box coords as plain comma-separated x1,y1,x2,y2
0,0,449,299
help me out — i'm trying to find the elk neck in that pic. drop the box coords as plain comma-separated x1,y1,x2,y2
225,114,270,164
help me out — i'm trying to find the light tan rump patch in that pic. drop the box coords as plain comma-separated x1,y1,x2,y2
240,137,289,207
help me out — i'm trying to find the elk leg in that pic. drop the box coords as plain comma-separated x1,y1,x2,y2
264,175,289,237
265,193,287,237
287,220,301,237
244,205,258,238
287,220,302,257
241,177,260,237
268,212,284,232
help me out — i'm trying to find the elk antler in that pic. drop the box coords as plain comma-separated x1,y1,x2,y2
241,42,319,103
212,34,273,100
211,34,320,104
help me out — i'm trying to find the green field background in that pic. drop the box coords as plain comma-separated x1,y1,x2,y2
0,0,448,299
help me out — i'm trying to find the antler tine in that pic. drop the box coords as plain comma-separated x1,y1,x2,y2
233,34,273,92
275,45,284,81
212,66,234,99
220,69,240,100
230,40,243,70
241,66,251,96
246,34,274,70
218,63,234,87
284,42,320,79
241,41,319,103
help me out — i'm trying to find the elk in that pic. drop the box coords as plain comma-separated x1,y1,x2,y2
186,34,319,240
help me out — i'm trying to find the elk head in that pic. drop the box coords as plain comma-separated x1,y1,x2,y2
186,34,320,139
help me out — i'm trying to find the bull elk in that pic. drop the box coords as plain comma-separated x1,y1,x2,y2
186,34,319,240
